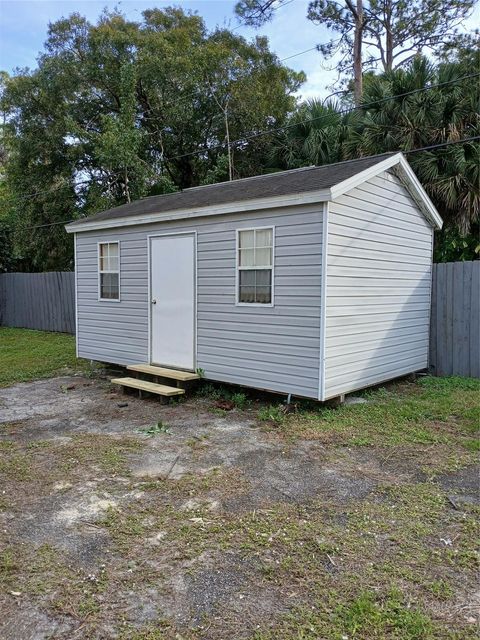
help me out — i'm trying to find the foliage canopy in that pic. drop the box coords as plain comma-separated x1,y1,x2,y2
0,7,303,270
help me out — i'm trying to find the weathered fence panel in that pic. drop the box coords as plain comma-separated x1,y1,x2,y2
430,261,479,378
0,272,75,334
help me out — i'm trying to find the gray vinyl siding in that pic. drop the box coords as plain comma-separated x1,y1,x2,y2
75,205,323,399
324,171,433,399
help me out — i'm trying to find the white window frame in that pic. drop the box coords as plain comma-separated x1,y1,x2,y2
235,226,275,307
98,241,121,302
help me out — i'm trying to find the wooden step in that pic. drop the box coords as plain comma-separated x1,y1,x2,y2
111,377,185,397
126,364,199,382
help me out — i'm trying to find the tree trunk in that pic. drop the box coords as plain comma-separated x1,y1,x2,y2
353,0,364,104
385,0,393,71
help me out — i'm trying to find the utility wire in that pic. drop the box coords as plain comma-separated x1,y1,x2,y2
21,136,480,230
5,73,479,206
146,72,480,163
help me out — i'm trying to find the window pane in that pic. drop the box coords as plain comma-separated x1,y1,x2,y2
109,244,119,270
255,247,272,267
255,270,271,286
101,273,119,299
256,228,272,248
239,286,255,303
99,243,119,272
239,270,255,302
99,244,107,271
255,286,271,304
239,230,254,248
239,270,255,286
239,248,255,267
238,270,272,304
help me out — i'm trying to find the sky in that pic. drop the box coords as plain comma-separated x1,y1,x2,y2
0,0,350,100
0,0,478,101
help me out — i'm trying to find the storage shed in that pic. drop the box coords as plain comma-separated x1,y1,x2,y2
66,152,442,401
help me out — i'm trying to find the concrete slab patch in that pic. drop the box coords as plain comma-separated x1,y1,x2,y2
0,605,72,640
436,464,480,505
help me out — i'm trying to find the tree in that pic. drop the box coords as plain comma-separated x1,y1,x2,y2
345,55,480,237
270,51,479,260
269,99,359,167
236,0,476,99
307,0,476,74
1,7,304,270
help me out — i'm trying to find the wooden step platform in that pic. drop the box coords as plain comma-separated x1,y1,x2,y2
111,377,185,397
127,364,199,382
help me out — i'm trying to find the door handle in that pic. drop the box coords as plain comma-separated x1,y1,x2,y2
151,299,157,305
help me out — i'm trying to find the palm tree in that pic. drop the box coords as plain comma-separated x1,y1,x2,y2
347,55,480,239
269,99,358,169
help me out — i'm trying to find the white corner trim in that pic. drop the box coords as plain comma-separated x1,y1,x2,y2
74,232,79,358
65,189,331,234
318,202,329,401
330,153,443,230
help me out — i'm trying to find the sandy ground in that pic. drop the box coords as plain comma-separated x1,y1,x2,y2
0,375,478,639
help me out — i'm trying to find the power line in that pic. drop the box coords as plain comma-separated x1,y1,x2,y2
150,72,480,163
403,136,480,154
280,45,320,62
4,73,479,206
20,136,480,230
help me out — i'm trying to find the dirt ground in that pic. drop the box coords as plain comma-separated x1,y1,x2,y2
0,374,478,639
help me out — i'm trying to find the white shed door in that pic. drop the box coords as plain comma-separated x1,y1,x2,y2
150,233,195,370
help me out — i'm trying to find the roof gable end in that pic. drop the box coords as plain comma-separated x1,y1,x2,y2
330,153,443,229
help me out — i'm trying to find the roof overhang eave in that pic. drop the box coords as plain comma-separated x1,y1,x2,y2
64,188,332,234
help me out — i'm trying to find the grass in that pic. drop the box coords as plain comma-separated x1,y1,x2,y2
196,381,251,410
0,327,90,386
137,421,171,437
275,376,480,463
89,475,479,638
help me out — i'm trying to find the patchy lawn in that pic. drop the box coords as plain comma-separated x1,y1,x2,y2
0,327,90,387
273,376,480,474
0,362,478,638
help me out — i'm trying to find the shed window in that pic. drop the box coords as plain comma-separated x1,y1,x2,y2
237,228,273,304
98,242,120,300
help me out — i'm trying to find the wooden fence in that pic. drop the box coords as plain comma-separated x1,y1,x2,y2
430,261,479,378
0,272,75,334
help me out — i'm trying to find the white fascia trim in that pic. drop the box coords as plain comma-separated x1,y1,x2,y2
318,202,329,402
392,159,443,229
65,188,331,234
330,153,443,230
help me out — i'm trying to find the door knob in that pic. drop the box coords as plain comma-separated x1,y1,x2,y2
151,299,157,304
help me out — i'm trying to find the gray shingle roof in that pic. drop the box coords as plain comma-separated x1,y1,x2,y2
69,154,395,228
